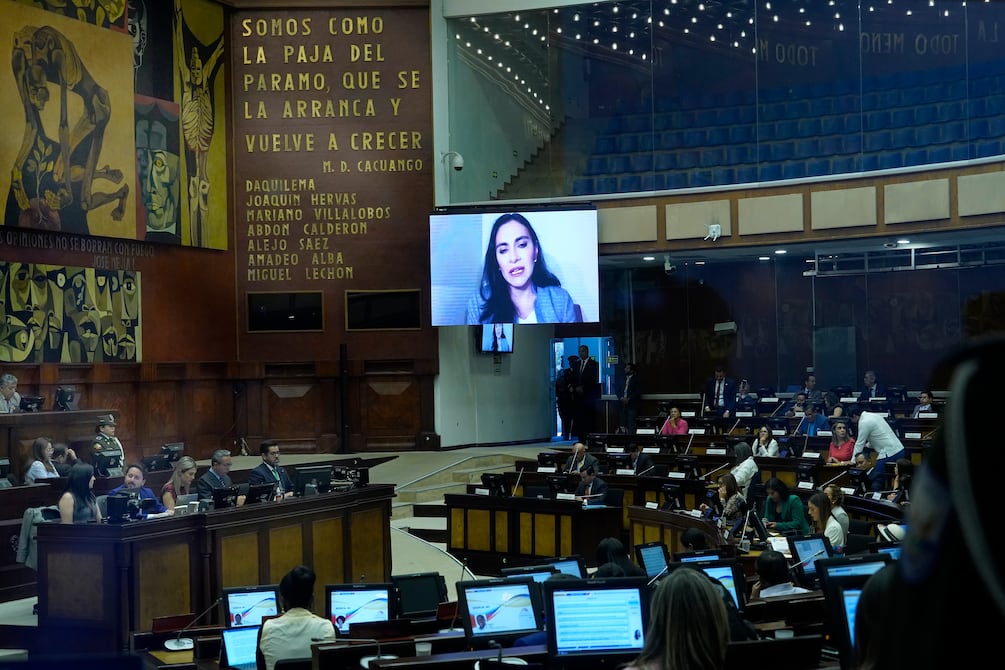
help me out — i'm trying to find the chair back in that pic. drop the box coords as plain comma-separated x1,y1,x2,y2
274,659,312,670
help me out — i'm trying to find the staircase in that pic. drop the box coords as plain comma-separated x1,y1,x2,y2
391,452,520,545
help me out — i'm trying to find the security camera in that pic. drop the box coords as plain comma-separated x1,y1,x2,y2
451,153,464,171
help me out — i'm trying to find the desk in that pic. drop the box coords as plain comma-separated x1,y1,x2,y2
444,493,622,575
626,504,729,558
36,484,394,655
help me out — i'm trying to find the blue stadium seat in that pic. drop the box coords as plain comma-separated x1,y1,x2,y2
717,108,740,125
891,128,916,148
879,152,904,169
595,176,618,193
924,83,949,103
938,101,965,121
701,149,725,167
737,106,757,124
866,111,891,131
865,132,891,152
820,116,845,136
989,116,1005,138
620,175,642,191
736,166,758,183
987,94,1005,116
877,90,900,109
942,122,966,142
797,119,822,138
899,87,923,106
760,102,787,121
810,98,836,117
844,114,863,133
655,152,677,171
571,178,594,196
969,98,990,118
787,101,810,119
772,141,795,161
950,144,970,161
976,140,1003,158
595,136,616,153
782,161,807,179
708,127,731,146
684,130,707,147
624,116,651,133
654,113,674,131
726,145,750,164
659,131,683,150
712,168,736,185
641,173,667,191
666,172,690,189
639,134,655,152
914,106,936,125
759,164,783,181
860,154,880,171
916,125,941,145
928,146,951,163
630,154,654,172
891,109,915,127
796,139,820,159
834,96,859,114
731,125,755,143
844,135,863,153
757,143,773,162
807,158,832,176
691,170,714,187
609,155,632,173
970,119,991,140
677,151,700,169
584,157,609,175
617,135,640,153
673,110,697,128
759,122,778,141
820,137,843,156
862,91,880,111
775,120,798,139
904,149,928,165
831,156,855,173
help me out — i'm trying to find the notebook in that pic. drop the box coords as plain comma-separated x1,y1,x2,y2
220,624,260,670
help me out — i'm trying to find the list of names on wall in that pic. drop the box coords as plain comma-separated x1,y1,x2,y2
231,11,429,288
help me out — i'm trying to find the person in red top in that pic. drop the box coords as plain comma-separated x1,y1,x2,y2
660,406,689,435
827,421,856,465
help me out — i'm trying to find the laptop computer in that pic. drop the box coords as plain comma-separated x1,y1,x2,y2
219,624,260,670
176,493,198,506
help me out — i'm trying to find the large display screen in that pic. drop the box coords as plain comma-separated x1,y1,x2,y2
430,205,599,326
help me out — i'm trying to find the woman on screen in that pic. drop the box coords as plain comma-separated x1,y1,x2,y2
490,323,512,352
466,213,579,324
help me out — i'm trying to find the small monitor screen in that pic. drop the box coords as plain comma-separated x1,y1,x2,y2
392,572,447,619
223,585,279,627
673,549,727,564
545,577,649,664
429,205,600,326
788,535,834,579
479,323,514,353
542,556,586,579
840,587,863,649
696,561,746,612
220,625,261,668
816,555,891,582
244,482,276,505
293,465,333,496
501,566,558,583
212,485,241,509
325,583,393,635
635,542,670,579
870,543,902,560
457,578,542,645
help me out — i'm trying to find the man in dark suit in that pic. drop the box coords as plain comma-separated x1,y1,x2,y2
563,442,598,474
572,345,601,441
196,448,234,500
858,369,888,403
619,362,641,434
627,443,654,475
703,365,737,418
556,356,578,440
247,439,294,498
574,466,607,505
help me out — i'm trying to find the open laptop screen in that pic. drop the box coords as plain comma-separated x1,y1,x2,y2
457,577,542,647
324,583,393,635
220,625,260,670
634,541,670,579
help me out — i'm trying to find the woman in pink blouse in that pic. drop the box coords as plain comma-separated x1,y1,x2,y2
827,421,856,465
660,406,689,435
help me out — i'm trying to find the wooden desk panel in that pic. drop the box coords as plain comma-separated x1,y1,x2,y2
2,409,114,480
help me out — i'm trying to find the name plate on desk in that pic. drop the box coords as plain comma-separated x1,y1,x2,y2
645,501,659,510
689,428,706,435
556,492,576,501
667,471,686,479
537,466,557,473
770,537,790,552
688,509,703,518
606,447,624,454
841,487,856,495
616,468,635,476
706,448,727,456
840,397,858,404
871,492,883,501
761,397,779,403
772,429,786,436
642,447,660,454
905,432,922,440
636,428,656,435
736,411,754,418
871,397,887,402
801,451,821,459
682,411,696,418
919,412,938,419
474,487,490,496
797,481,814,490
818,430,832,437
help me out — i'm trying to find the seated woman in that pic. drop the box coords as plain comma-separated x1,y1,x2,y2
161,456,198,511
702,473,746,525
827,421,856,465
763,477,810,535
59,463,102,524
660,406,689,435
108,464,172,519
622,568,730,670
823,391,846,419
887,458,913,504
753,425,779,457
465,213,579,324
824,484,851,537
808,491,847,549
25,437,59,485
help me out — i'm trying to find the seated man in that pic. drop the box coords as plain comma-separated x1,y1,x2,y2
794,404,830,436
574,466,607,505
259,565,336,670
627,443,654,475
107,463,172,519
563,442,598,474
195,448,235,501
246,439,294,499
750,549,811,599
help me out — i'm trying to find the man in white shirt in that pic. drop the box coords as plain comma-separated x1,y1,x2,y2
259,565,336,670
0,374,21,413
850,408,906,492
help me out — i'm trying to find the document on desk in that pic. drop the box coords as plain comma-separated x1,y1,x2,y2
769,536,790,554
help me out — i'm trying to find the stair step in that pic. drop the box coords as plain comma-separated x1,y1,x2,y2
407,527,448,543
413,503,447,518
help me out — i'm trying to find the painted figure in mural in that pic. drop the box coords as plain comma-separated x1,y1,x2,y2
176,0,224,247
136,102,181,238
127,0,148,82
7,25,129,233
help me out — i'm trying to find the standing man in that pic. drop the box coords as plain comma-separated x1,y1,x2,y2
0,374,20,413
620,362,641,434
196,448,234,500
247,439,294,499
703,366,736,419
573,345,600,441
850,408,906,492
556,356,578,440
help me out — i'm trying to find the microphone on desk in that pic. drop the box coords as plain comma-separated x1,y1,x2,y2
647,563,670,587
513,467,525,495
700,463,731,481
636,464,656,477
787,549,827,573
682,433,694,455
489,640,504,664
728,417,741,434
444,559,470,633
817,469,850,490
164,596,222,651
348,637,398,668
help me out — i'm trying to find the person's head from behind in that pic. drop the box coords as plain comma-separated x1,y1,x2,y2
717,473,739,500
478,213,560,319
895,458,914,487
680,527,709,552
765,477,789,504
279,564,316,611
32,436,53,464
807,491,832,530
595,536,627,568
635,567,729,670
733,441,753,464
754,550,791,588
824,484,845,509
593,561,626,578
66,463,95,499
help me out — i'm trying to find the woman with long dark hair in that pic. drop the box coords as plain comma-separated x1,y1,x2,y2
59,463,101,524
25,437,58,485
465,213,578,324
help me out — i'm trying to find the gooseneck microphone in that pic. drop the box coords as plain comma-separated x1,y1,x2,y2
636,464,656,477
349,637,397,668
164,596,223,651
700,463,731,481
647,563,670,586
787,549,827,573
817,469,850,490
444,558,470,632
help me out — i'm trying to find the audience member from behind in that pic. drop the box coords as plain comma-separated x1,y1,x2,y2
808,491,846,549
52,444,77,476
753,425,779,458
823,484,850,537
750,550,810,599
680,527,710,553
247,439,294,499
594,536,645,577
59,463,101,524
659,406,689,436
730,442,758,498
622,567,730,670
259,565,336,670
763,478,810,535
0,373,20,414
887,458,913,504
108,463,171,519
25,437,59,485
161,456,198,510
826,421,856,465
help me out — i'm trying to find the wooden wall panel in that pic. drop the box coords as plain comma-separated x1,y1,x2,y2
348,507,388,582
220,533,260,588
268,524,305,584
136,542,191,632
310,517,344,601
